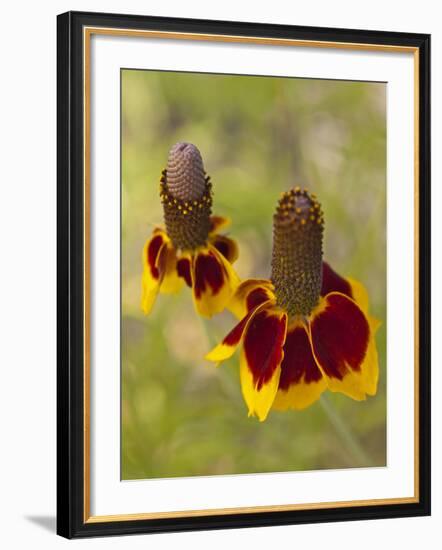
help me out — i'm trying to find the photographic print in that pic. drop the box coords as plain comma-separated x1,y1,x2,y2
57,12,430,537
121,69,387,480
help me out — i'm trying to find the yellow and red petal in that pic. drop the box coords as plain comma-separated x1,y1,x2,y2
191,244,239,318
205,300,272,363
240,306,288,421
141,231,169,315
227,278,275,319
159,245,185,295
210,234,239,264
143,230,167,275
176,254,193,288
346,276,369,314
321,262,351,298
310,292,379,400
209,215,230,235
272,321,327,411
321,262,369,313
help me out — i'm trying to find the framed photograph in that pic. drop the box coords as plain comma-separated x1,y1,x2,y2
57,11,431,538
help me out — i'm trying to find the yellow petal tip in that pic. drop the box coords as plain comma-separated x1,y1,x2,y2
204,347,222,362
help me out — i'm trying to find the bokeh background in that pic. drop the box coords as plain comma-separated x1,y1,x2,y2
121,69,386,480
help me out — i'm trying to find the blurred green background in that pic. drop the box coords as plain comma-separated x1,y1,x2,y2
121,69,386,480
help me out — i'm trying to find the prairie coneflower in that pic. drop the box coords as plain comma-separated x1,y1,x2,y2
141,142,239,318
206,188,380,421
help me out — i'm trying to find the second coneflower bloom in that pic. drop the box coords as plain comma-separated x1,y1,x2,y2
206,188,380,421
141,142,239,318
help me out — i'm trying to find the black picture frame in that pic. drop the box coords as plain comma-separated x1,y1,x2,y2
57,10,431,539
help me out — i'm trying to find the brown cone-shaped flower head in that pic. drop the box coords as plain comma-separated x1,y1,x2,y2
160,142,212,251
271,187,324,317
167,142,207,201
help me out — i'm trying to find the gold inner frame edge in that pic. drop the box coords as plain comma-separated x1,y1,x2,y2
82,26,420,524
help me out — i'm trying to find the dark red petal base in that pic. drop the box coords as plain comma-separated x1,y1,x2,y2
243,308,286,390
321,261,352,299
246,287,271,312
147,234,165,280
279,325,322,389
177,257,192,287
310,293,369,380
193,251,225,298
213,238,229,259
211,235,236,263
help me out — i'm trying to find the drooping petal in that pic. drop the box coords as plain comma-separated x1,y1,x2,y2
310,292,379,400
176,254,193,287
346,276,369,314
228,278,275,319
210,234,239,264
159,245,185,295
191,244,239,318
205,300,272,363
141,230,169,314
321,262,369,313
321,261,351,298
240,306,288,421
272,321,327,411
209,215,230,235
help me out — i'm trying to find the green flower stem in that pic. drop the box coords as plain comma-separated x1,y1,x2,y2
319,393,371,467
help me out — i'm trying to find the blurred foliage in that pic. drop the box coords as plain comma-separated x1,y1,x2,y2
121,69,386,480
